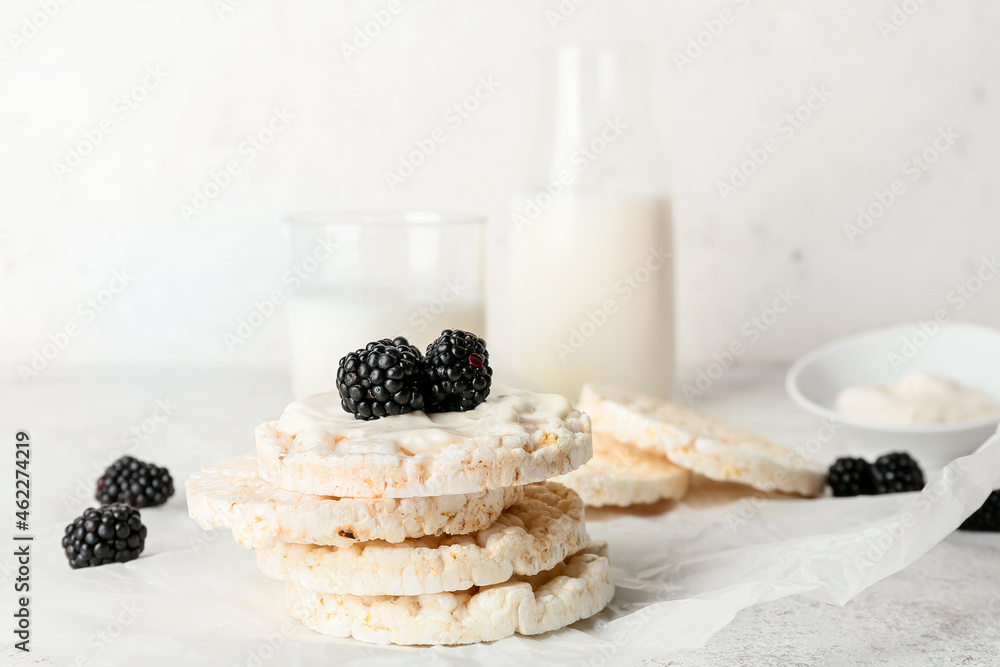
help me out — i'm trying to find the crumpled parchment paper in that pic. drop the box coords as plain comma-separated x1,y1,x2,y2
24,428,1000,667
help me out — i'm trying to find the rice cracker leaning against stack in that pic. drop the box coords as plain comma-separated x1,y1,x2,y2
186,330,614,646
556,383,826,507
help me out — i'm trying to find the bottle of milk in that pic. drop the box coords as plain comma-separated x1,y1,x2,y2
508,44,674,400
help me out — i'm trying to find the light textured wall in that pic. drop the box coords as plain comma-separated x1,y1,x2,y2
2,0,998,378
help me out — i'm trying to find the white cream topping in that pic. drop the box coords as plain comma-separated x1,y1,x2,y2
835,373,1000,425
277,385,574,455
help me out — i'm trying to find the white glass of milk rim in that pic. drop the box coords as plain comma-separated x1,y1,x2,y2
508,43,675,400
284,211,487,398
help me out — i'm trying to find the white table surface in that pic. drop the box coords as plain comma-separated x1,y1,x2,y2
3,364,998,666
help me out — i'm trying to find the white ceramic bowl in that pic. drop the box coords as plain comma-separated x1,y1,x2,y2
786,322,1000,469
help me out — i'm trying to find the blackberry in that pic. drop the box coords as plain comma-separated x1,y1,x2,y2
873,452,925,494
960,490,1000,532
96,456,175,508
62,504,146,569
337,337,426,420
423,329,493,412
827,457,877,497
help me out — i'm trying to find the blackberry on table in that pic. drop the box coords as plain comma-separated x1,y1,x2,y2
337,336,426,420
960,490,1000,532
827,457,877,497
62,504,146,569
873,452,925,494
96,456,174,508
423,329,493,412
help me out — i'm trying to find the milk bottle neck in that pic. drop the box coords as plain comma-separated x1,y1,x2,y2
543,43,664,196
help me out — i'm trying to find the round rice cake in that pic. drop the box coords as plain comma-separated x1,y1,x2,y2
256,385,592,498
579,383,825,497
185,454,522,549
285,542,614,645
555,433,691,507
256,481,589,596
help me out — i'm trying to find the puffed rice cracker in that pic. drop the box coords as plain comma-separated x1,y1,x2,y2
285,542,614,645
256,481,589,596
555,433,691,507
579,384,825,497
186,454,522,549
256,387,592,498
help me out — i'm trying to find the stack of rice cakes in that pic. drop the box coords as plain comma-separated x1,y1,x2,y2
187,386,614,645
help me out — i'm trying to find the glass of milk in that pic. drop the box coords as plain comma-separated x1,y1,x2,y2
508,44,674,400
284,211,486,398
